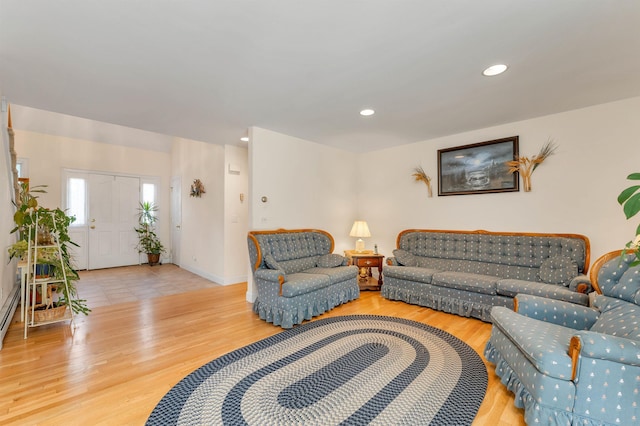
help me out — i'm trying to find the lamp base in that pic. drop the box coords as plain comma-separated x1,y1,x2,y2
355,238,365,252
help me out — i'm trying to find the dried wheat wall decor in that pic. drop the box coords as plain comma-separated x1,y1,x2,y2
506,139,557,192
412,166,433,197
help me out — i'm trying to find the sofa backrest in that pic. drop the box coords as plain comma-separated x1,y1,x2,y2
396,229,590,280
247,229,334,273
591,250,640,304
586,250,640,342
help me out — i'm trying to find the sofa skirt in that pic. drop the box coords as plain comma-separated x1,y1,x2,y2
253,278,360,329
483,327,612,426
381,276,512,322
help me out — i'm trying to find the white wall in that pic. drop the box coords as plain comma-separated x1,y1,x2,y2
171,137,226,283
247,127,358,300
0,93,18,326
357,96,640,266
224,145,249,284
249,127,358,247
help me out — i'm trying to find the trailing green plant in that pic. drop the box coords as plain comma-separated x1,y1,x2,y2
135,202,166,255
49,253,89,315
7,239,28,261
618,172,640,265
9,182,90,315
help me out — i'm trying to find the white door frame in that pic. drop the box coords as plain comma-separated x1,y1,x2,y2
170,176,182,266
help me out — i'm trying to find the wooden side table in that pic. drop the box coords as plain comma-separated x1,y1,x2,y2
344,251,384,291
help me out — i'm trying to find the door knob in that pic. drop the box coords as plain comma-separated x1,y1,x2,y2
90,225,95,229
176,225,181,229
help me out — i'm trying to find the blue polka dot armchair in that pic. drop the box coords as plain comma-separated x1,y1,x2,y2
247,229,359,328
485,250,640,425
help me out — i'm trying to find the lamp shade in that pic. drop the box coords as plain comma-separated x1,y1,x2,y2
349,221,371,238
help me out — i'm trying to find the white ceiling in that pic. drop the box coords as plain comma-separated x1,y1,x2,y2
1,1,639,152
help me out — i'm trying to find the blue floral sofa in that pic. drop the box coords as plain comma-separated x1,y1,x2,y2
382,229,591,321
485,250,640,425
247,229,359,328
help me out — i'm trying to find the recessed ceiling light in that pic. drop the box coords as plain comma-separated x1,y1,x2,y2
240,136,249,142
482,64,508,76
360,109,375,116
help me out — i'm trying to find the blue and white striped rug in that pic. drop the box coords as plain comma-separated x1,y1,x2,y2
147,315,487,425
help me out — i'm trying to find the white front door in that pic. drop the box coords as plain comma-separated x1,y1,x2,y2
170,176,182,266
88,174,140,269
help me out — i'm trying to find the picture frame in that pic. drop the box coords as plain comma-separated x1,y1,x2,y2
438,136,519,196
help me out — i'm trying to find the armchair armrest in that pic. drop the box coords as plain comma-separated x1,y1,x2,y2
254,269,286,295
254,268,285,282
572,331,640,366
515,294,599,329
386,257,399,266
569,332,640,379
569,274,592,294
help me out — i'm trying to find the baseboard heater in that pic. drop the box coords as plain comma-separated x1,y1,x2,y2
0,284,20,350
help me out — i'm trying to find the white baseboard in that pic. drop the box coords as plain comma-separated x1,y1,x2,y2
0,283,20,351
222,274,248,286
180,264,224,285
179,264,247,287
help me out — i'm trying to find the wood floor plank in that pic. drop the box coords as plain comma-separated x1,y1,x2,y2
0,266,525,425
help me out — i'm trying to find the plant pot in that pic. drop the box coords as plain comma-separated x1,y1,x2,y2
29,290,43,304
37,226,53,245
35,264,54,279
33,303,67,322
147,253,161,266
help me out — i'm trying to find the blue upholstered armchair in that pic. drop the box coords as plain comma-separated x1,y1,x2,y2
485,250,640,425
247,229,359,328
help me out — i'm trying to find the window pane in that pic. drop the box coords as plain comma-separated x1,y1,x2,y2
142,183,155,205
68,178,86,225
17,158,28,178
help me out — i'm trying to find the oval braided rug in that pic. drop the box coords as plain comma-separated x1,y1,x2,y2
147,315,487,425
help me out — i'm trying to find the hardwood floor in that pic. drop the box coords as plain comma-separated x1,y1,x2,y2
0,266,525,425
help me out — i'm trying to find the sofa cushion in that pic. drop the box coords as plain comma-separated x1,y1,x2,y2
279,256,319,274
538,256,578,286
590,296,640,341
383,265,439,284
264,254,284,271
431,271,499,295
393,249,418,266
281,273,332,297
303,266,356,284
608,260,640,305
497,279,589,306
490,306,576,380
316,253,344,268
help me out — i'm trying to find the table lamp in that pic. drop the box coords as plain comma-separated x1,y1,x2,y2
349,220,371,252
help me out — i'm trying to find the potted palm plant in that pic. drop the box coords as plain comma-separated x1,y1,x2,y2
135,201,165,266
